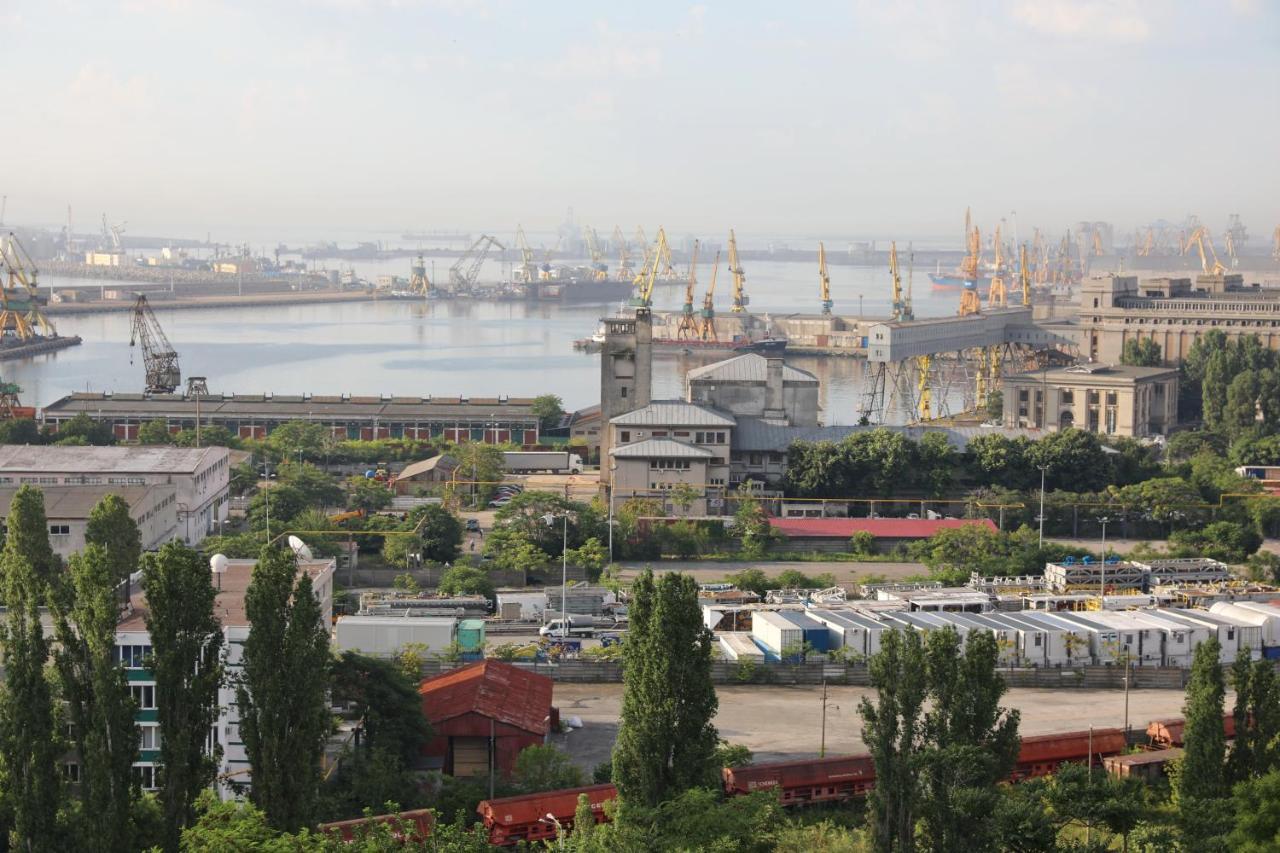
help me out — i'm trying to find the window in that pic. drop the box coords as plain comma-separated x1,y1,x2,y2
49,524,71,537
133,765,159,790
1087,390,1099,404
1018,390,1028,402
116,645,152,669
1106,391,1117,405
1034,635,1042,647
651,430,668,437
620,431,631,443
749,453,762,466
1060,390,1074,405
620,387,628,399
139,725,161,750
130,684,156,710
63,763,80,784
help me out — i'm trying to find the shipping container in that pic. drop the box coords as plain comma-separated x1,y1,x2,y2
1005,612,1087,667
1211,601,1280,648
1169,609,1262,661
751,611,810,659
1076,611,1165,666
457,619,486,652
1012,728,1127,779
1129,610,1207,668
495,591,546,621
718,631,765,662
1030,612,1118,664
807,609,886,658
334,615,455,657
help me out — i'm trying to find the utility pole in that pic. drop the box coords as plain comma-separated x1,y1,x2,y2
1099,515,1111,599
1037,465,1048,548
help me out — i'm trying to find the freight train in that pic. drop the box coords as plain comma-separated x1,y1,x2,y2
474,717,1231,846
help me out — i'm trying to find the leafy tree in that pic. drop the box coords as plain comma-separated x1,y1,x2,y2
1026,429,1110,492
137,418,174,445
405,504,463,564
493,492,605,555
437,565,495,600
141,542,225,852
1043,763,1148,851
612,571,719,807
247,483,309,534
483,529,550,578
86,493,143,610
236,547,332,831
229,461,259,497
1121,337,1163,367
173,425,238,449
850,530,877,556
530,394,565,432
965,434,1034,490
1224,372,1263,437
56,412,116,445
452,442,506,507
275,462,344,508
1169,520,1262,562
860,628,927,853
991,781,1057,853
668,482,699,515
50,545,139,853
1176,636,1231,852
984,389,1003,422
0,417,41,445
346,477,393,514
1228,769,1280,852
513,744,583,793
1228,651,1280,785
725,567,770,597
266,420,329,462
0,486,63,851
197,532,263,559
563,536,608,579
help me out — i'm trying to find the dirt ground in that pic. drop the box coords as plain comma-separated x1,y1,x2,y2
548,683,1202,771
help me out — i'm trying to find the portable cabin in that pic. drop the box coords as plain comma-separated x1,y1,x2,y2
1210,602,1280,652
1167,609,1262,662
1129,610,1206,668
718,631,766,662
968,612,1041,667
1078,610,1165,667
807,609,886,659
1014,611,1094,666
993,612,1064,667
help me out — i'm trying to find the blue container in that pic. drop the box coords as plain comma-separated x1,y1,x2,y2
1264,646,1280,660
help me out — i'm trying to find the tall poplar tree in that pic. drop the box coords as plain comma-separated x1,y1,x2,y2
1177,637,1231,852
1227,650,1280,785
0,486,63,852
236,546,331,831
85,494,142,610
141,542,224,852
612,570,719,807
859,628,927,853
51,544,139,853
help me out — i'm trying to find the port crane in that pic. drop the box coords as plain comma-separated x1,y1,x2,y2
0,233,56,341
514,225,538,283
130,294,181,394
957,225,982,317
818,242,832,315
698,251,721,341
100,214,126,251
1184,226,1227,275
1020,244,1032,306
655,227,676,278
676,240,700,339
888,241,912,321
727,229,748,312
583,227,608,280
408,253,430,296
448,234,504,293
1273,225,1280,262
634,226,650,273
986,225,1008,308
631,235,661,309
612,226,633,282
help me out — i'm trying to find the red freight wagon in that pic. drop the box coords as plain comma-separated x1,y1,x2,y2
478,784,617,846
319,808,434,842
722,754,877,804
1147,714,1236,748
1012,728,1128,780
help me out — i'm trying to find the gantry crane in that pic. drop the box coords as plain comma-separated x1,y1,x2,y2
958,225,982,317
0,233,56,341
987,225,1008,308
514,225,538,283
1184,226,1227,275
727,229,748,312
698,251,721,341
676,240,700,339
889,241,912,321
612,226,633,282
448,235,505,293
583,227,608,280
818,242,833,315
130,294,181,394
409,253,430,296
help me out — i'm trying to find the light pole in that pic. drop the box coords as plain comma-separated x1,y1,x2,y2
1037,465,1048,548
540,814,565,851
261,463,273,543
820,680,839,757
544,513,569,636
1098,515,1111,599
606,462,616,564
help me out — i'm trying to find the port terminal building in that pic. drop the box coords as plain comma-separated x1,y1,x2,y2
40,392,541,444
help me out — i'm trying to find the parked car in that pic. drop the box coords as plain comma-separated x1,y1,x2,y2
488,497,512,508
465,518,481,532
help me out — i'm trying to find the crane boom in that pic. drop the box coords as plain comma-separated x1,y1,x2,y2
1185,226,1227,275
889,241,912,321
958,225,982,317
818,242,832,315
676,240,700,339
0,232,56,341
514,225,537,283
698,251,720,341
728,229,748,312
987,224,1008,308
448,235,505,293
1019,243,1032,306
612,226,633,282
130,294,181,394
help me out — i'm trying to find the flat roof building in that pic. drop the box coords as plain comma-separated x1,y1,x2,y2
0,484,178,558
1002,363,1178,436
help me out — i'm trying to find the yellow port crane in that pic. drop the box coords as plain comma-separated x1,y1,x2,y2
727,229,748,312
1185,226,1227,275
1019,243,1032,306
676,240,700,339
818,241,832,315
514,225,538,283
698,251,721,341
612,226,633,282
958,225,982,317
987,225,1008,308
655,227,676,278
583,227,608,280
1092,230,1104,256
1274,225,1280,261
0,233,56,341
889,241,912,321
409,252,430,295
634,226,650,273
1137,227,1154,257
630,228,666,308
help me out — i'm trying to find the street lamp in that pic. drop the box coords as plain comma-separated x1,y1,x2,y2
1036,465,1048,548
1098,515,1111,599
210,553,228,591
260,463,274,543
540,814,565,850
543,513,569,636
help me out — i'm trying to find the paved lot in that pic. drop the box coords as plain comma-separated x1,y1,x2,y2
549,683,1203,771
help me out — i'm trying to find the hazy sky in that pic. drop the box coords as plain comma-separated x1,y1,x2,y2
4,0,1278,242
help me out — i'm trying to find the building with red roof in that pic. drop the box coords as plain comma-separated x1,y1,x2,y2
768,517,998,553
419,660,556,777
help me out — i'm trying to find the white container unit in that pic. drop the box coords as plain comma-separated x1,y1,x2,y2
1131,611,1207,668
1169,609,1261,662
1081,611,1165,666
939,613,1020,665
1211,602,1280,649
495,591,547,621
1043,613,1125,664
335,615,456,657
1015,612,1096,667
981,613,1053,667
751,610,806,657
718,631,765,662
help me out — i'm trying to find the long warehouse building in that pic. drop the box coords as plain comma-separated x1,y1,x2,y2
40,391,542,444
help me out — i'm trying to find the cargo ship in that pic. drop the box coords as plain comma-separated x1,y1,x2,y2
524,277,635,303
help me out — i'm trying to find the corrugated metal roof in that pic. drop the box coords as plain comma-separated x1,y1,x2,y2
611,400,735,427
609,438,714,459
0,444,227,474
769,517,998,539
418,660,552,736
42,394,537,420
686,354,817,385
396,454,459,480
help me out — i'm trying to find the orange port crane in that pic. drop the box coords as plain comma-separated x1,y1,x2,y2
818,241,832,315
958,225,982,317
699,251,721,341
728,229,748,312
676,240,700,339
1019,244,1032,306
1184,226,1227,275
987,225,1008,308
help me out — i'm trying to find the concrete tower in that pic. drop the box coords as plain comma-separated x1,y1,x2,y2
599,307,652,461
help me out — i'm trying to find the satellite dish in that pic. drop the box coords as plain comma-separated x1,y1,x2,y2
288,535,314,561
210,553,229,575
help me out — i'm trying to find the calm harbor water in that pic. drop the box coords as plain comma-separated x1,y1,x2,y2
10,257,971,423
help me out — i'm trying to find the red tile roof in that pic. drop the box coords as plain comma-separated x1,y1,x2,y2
768,517,998,539
419,660,553,736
